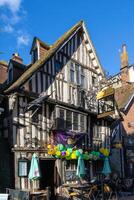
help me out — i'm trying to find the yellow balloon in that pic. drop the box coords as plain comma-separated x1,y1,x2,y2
99,148,105,153
54,146,58,151
56,151,61,157
71,153,77,159
47,144,51,149
103,149,109,156
48,149,54,155
66,151,70,157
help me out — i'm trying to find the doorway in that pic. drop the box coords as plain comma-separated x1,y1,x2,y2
39,159,55,200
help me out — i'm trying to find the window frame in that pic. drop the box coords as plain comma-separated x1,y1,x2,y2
69,61,85,87
56,106,87,132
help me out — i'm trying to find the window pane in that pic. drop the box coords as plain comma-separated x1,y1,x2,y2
75,64,80,84
73,112,78,130
71,62,74,69
80,115,85,132
57,109,64,129
92,76,96,86
66,110,72,130
55,61,61,73
81,75,85,87
70,69,74,82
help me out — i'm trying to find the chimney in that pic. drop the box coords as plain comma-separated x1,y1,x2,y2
120,44,129,85
120,44,128,69
12,53,23,64
7,53,25,83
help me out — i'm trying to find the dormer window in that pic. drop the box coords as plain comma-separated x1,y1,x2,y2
32,48,38,63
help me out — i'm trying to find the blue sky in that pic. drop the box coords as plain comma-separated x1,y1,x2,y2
0,0,134,75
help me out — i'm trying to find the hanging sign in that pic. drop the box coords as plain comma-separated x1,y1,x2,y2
97,87,115,118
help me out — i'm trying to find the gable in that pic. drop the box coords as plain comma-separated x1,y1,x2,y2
4,20,104,94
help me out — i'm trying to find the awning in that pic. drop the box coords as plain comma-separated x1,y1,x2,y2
96,87,114,100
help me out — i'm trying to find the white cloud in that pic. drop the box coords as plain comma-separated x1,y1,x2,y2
17,34,30,46
1,12,20,24
3,24,13,33
0,0,21,13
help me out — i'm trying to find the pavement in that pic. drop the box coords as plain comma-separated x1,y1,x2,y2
119,196,134,200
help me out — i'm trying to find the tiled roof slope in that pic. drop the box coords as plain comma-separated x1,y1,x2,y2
115,83,134,109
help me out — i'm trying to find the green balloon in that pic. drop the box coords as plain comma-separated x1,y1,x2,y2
58,144,64,151
67,148,72,153
91,151,95,155
66,156,71,160
96,152,100,157
83,154,89,160
75,150,80,157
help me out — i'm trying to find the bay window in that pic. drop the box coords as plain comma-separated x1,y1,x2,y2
56,106,87,132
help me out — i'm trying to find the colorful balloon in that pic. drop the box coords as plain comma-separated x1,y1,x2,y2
61,151,66,157
67,148,73,153
47,144,52,149
71,153,77,159
78,149,83,154
57,144,64,151
75,150,81,157
56,151,61,157
89,154,93,159
83,154,89,160
66,151,70,157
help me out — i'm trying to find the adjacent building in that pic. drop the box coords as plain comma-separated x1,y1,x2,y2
109,44,134,179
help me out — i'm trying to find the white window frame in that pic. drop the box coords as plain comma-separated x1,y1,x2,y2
69,61,85,88
56,106,87,132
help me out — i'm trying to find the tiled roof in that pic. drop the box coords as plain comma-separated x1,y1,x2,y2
0,60,8,67
115,84,134,109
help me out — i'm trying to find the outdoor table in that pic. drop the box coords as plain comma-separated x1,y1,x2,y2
68,184,90,199
0,194,10,200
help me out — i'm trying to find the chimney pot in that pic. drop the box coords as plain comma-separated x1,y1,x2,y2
12,52,23,64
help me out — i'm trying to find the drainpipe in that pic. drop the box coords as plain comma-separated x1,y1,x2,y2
119,122,125,178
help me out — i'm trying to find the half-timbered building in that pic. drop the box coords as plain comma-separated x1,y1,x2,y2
1,21,112,198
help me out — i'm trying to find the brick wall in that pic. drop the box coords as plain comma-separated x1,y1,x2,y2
121,99,134,135
120,67,129,85
114,83,134,135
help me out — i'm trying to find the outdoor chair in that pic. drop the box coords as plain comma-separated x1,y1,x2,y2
85,185,99,200
103,183,118,200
